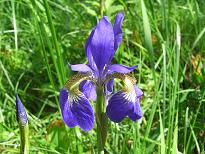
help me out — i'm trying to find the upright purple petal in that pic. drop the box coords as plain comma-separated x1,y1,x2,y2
80,80,96,100
106,79,114,93
105,64,138,74
104,79,114,96
16,95,28,125
86,17,114,73
69,64,92,72
59,88,94,131
106,91,134,123
85,28,97,71
113,12,124,51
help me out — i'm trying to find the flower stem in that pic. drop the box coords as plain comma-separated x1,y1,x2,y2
96,86,108,154
19,123,29,154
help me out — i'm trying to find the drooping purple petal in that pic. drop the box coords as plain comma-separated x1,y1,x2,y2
113,12,124,51
16,95,28,125
80,80,96,100
59,88,94,131
59,88,77,128
86,17,114,73
71,95,94,131
106,91,134,123
128,98,143,121
105,64,138,74
69,64,92,72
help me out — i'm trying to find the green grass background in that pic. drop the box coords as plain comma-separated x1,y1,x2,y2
0,0,205,153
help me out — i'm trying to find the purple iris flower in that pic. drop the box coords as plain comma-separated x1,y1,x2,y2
59,12,143,131
16,95,28,126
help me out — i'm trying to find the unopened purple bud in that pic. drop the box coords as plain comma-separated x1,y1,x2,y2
16,95,28,126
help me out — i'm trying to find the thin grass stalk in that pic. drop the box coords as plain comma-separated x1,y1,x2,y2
167,23,180,154
42,0,66,86
29,0,61,112
161,0,168,40
162,44,167,126
29,0,63,88
140,0,159,152
171,112,178,154
159,106,166,154
11,0,18,51
183,107,189,153
185,92,205,153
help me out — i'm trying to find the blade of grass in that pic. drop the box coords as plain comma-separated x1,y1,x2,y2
141,0,154,58
171,112,178,154
159,106,166,154
183,107,189,153
191,27,205,50
11,0,18,50
42,0,66,86
185,92,205,153
167,23,181,154
162,43,167,126
189,124,200,154
0,61,15,91
140,0,158,152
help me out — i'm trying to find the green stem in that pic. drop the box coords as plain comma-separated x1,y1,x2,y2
100,0,104,17
96,86,108,154
19,123,29,154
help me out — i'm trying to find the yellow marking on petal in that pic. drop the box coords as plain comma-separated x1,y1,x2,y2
123,76,135,93
107,73,136,93
64,73,94,90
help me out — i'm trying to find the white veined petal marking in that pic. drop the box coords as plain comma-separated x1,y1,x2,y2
68,90,85,106
123,90,136,103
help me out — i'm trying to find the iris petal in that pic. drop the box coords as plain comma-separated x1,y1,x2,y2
106,91,134,123
106,64,138,74
85,28,97,71
106,79,114,94
80,80,96,100
86,17,114,73
59,88,78,128
134,85,143,97
113,12,124,51
16,95,28,125
128,98,143,121
69,64,92,72
59,88,94,131
71,96,94,131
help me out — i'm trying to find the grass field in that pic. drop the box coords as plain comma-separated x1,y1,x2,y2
0,0,205,153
